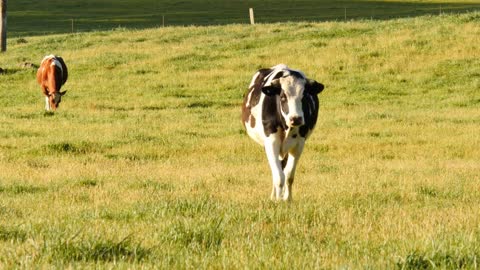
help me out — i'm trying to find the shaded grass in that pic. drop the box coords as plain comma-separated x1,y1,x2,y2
43,141,101,155
0,184,48,195
50,235,150,262
0,226,28,243
397,251,480,270
7,0,480,36
76,178,99,188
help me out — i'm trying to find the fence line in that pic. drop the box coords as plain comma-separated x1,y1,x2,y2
8,5,480,36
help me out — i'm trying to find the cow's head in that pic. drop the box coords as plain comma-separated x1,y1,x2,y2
49,90,67,110
262,71,324,128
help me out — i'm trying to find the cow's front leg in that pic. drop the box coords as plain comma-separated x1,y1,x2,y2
264,137,284,200
45,96,51,111
283,140,305,201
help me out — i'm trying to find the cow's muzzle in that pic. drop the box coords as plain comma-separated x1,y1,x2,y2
289,116,304,127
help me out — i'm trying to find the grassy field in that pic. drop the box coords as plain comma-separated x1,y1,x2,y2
1,10,480,269
7,0,480,36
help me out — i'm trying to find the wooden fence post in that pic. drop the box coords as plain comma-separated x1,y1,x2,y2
1,0,6,52
249,8,255,25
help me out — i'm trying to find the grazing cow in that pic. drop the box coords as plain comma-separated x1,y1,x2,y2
36,55,68,111
242,64,324,201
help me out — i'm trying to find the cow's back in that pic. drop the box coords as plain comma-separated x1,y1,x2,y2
242,68,271,125
36,55,68,93
36,58,49,86
242,69,274,145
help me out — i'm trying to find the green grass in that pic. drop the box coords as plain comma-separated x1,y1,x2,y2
7,0,480,36
1,10,480,269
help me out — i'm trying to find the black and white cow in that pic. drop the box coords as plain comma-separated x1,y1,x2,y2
242,64,324,201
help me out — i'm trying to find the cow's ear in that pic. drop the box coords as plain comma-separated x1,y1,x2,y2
262,79,281,96
59,90,67,96
305,79,324,95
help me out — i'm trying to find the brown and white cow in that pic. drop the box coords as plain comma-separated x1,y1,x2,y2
36,55,68,111
242,64,324,201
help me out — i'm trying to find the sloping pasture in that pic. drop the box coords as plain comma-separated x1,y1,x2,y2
8,0,480,36
1,12,480,268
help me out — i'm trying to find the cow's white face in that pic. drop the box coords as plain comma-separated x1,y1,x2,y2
278,75,306,128
262,74,307,128
262,73,324,129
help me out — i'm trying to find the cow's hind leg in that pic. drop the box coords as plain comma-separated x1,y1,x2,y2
265,137,285,200
283,140,305,201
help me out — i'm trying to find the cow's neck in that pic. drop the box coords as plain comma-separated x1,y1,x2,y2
284,126,299,139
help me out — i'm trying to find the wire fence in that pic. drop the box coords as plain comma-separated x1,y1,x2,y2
8,4,480,37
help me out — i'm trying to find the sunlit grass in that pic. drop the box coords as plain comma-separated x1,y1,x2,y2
1,12,480,268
